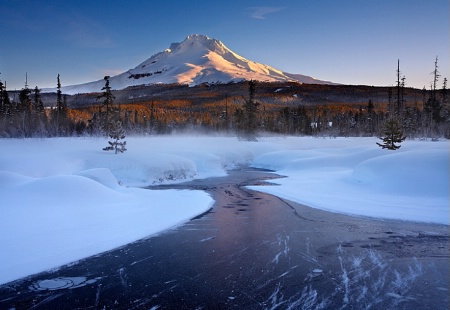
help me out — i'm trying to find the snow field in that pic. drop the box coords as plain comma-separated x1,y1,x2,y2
0,136,448,285
249,137,449,224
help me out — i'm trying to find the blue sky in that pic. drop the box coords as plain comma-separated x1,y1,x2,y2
1,0,448,90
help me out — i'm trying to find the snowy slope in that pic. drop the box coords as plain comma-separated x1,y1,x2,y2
49,35,333,95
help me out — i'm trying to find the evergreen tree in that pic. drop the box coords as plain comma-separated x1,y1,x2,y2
103,120,127,154
16,73,31,112
18,86,32,113
442,77,448,105
400,76,406,115
2,83,12,116
233,107,245,135
97,76,115,135
387,87,393,116
440,77,448,115
402,106,418,138
0,80,4,114
15,75,33,136
440,77,450,138
367,99,375,136
56,74,62,111
54,74,67,135
395,59,403,117
33,86,44,112
149,100,155,134
377,118,406,150
234,80,259,141
87,109,104,135
392,60,406,120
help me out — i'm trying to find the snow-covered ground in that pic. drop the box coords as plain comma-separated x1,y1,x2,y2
249,137,448,224
0,136,448,285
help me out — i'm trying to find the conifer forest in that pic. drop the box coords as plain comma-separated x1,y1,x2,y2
0,62,448,141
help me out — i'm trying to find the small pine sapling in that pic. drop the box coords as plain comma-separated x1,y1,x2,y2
103,120,127,154
377,118,406,150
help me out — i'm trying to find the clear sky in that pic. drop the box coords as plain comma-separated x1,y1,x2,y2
1,0,448,90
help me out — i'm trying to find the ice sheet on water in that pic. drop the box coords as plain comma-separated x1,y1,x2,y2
29,276,101,291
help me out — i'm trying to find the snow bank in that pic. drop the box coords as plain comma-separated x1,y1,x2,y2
0,168,213,285
0,136,448,285
0,137,231,285
0,136,270,285
249,137,449,225
0,137,260,186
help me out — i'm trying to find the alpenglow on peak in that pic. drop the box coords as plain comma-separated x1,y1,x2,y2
51,34,334,95
165,34,229,55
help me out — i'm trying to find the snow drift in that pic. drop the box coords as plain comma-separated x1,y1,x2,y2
249,137,448,224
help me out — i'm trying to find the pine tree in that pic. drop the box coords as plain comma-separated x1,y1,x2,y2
97,76,115,136
18,86,32,113
440,77,450,138
366,99,375,135
56,74,62,112
55,74,65,135
387,87,393,116
234,80,259,141
400,75,406,115
0,80,4,114
440,77,448,115
392,60,406,120
377,118,406,150
443,77,448,104
103,120,127,154
395,59,402,117
2,82,12,116
33,86,44,112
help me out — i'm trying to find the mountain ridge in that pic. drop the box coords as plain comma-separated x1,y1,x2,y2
48,34,335,95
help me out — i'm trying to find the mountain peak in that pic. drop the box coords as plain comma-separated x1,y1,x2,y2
166,34,226,55
185,34,212,42
51,34,335,95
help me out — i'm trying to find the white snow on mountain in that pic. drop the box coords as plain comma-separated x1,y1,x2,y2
48,34,334,95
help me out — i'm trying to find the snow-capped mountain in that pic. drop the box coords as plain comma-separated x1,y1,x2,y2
54,34,334,95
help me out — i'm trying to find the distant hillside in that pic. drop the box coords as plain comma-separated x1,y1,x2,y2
28,81,426,109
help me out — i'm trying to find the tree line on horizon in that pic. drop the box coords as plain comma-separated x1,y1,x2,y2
0,58,448,141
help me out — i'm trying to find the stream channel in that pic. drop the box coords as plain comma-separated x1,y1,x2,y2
0,167,448,309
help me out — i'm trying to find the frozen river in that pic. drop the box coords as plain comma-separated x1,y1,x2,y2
0,168,448,309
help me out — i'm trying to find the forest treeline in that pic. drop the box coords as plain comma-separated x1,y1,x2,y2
0,70,448,140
